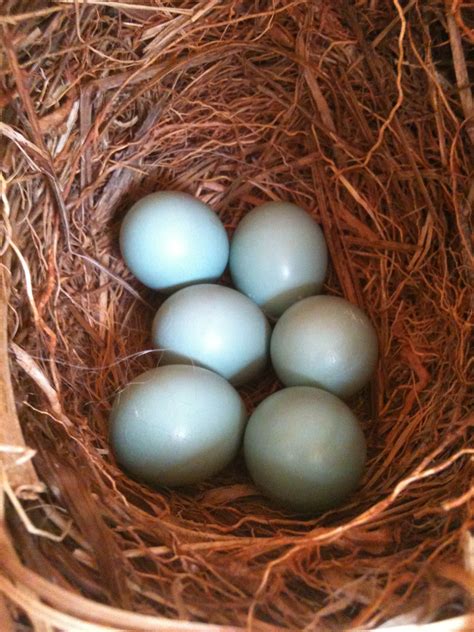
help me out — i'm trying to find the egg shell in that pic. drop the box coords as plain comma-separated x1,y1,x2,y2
152,284,271,385
109,365,247,487
229,201,328,318
244,386,367,513
120,191,229,292
270,295,378,398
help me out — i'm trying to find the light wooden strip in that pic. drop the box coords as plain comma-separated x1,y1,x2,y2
0,267,38,490
57,0,192,15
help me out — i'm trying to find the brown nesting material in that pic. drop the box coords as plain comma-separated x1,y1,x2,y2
0,1,472,630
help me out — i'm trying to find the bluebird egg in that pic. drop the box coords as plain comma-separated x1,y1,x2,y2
270,295,378,398
152,284,270,385
110,365,247,487
120,191,229,292
229,201,328,318
244,386,367,513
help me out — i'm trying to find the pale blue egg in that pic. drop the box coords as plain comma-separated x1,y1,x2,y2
110,365,247,487
271,295,378,398
244,386,367,513
120,191,229,292
229,201,328,318
152,284,270,385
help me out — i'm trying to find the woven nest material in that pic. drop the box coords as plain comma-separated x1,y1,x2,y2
0,1,473,630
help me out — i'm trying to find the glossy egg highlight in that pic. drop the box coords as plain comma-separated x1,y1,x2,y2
229,201,328,318
244,386,367,513
271,295,378,398
120,191,229,292
110,365,247,487
152,284,271,385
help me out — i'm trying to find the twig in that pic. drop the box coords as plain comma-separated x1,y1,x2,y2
11,344,72,428
0,7,67,25
446,11,474,146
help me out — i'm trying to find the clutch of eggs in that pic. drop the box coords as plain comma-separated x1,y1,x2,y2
113,191,378,512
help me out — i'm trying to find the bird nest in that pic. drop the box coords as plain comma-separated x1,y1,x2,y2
0,1,472,630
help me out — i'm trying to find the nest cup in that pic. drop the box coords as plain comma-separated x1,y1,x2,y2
0,2,472,630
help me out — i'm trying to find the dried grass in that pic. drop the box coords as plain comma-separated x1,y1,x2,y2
0,1,473,630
